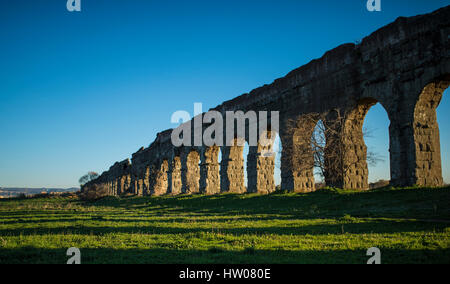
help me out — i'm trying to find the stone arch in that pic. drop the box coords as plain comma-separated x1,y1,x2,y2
143,166,151,195
132,172,145,196
122,174,131,194
181,149,201,194
412,76,450,186
323,99,391,190
200,145,221,194
168,155,182,195
247,130,276,194
150,160,169,196
280,114,319,193
243,140,249,190
220,138,245,193
115,173,129,195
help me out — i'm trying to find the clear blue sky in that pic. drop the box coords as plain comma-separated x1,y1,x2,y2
0,0,449,188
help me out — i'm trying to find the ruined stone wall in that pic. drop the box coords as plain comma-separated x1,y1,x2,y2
200,146,221,194
83,6,450,195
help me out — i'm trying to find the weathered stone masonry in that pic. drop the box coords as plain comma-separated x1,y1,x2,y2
84,6,450,195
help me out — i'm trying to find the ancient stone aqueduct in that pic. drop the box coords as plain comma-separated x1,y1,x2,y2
84,6,450,196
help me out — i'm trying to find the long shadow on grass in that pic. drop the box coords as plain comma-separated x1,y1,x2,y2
0,215,321,225
79,187,450,220
0,247,448,264
0,219,446,237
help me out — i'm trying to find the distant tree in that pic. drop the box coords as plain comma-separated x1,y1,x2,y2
78,172,99,187
79,183,109,201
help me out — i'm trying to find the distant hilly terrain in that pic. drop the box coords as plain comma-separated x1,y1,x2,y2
0,187,79,198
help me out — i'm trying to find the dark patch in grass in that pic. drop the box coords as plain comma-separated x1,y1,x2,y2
208,247,225,254
243,247,256,255
0,219,445,237
0,247,449,264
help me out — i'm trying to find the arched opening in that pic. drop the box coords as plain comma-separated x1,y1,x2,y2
170,156,182,195
312,119,326,189
321,102,389,190
218,148,222,170
438,88,450,185
218,147,223,191
144,166,151,196
243,141,249,190
362,103,390,189
273,133,282,190
336,99,390,190
413,76,450,186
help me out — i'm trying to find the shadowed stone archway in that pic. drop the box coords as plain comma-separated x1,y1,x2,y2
280,115,318,193
412,77,449,186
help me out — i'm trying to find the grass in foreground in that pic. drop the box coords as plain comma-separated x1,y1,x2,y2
0,186,449,264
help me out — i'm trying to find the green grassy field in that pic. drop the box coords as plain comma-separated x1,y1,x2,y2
0,186,449,264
